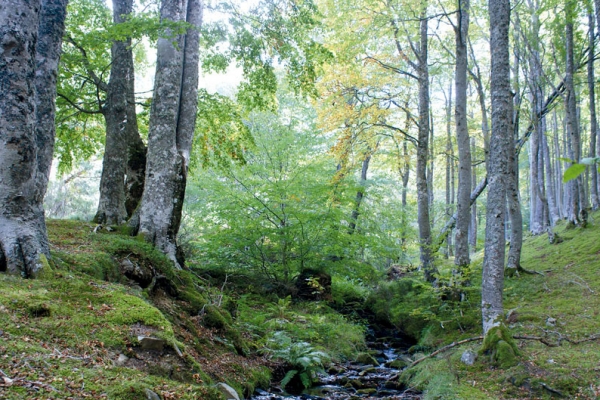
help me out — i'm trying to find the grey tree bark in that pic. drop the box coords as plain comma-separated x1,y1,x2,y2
482,0,511,334
94,0,145,224
588,13,599,210
416,5,437,283
454,0,471,270
0,0,67,276
445,83,454,258
469,137,478,250
565,3,582,226
137,0,202,267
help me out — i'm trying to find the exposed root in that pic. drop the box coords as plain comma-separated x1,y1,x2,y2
409,336,484,367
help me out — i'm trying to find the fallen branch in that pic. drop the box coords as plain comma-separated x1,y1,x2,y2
409,336,484,367
512,335,559,347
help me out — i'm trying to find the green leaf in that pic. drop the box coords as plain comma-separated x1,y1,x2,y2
280,369,298,389
563,163,587,183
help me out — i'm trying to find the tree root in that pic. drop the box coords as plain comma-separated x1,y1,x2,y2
403,331,600,369
409,336,484,367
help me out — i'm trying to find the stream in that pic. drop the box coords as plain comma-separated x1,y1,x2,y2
251,334,422,400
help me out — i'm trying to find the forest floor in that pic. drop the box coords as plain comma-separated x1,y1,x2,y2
0,213,599,399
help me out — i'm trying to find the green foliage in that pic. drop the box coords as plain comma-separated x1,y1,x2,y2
235,294,365,361
562,157,600,183
192,89,254,169
265,331,329,389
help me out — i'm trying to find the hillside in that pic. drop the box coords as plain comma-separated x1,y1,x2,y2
1,214,600,399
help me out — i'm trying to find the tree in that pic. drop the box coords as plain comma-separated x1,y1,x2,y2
454,0,471,270
135,0,202,267
0,0,68,276
482,0,511,334
94,0,144,224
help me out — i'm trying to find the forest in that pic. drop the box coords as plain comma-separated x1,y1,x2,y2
2,0,600,398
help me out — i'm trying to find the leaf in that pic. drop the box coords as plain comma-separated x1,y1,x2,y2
580,157,600,165
563,163,587,183
280,369,298,389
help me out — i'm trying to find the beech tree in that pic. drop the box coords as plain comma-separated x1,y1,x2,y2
135,0,203,267
482,0,511,334
453,0,471,270
0,0,68,276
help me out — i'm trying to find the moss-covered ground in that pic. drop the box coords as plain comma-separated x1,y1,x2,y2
393,211,600,399
2,212,600,399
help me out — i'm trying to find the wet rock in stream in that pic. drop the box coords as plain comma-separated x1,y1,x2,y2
250,344,421,400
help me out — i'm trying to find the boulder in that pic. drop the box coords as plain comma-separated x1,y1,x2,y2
216,382,240,400
137,336,166,352
460,350,477,366
293,269,332,301
144,388,161,400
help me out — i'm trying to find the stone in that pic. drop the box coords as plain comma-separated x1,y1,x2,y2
120,259,154,288
355,352,380,366
144,388,161,400
216,382,240,400
385,359,408,369
138,336,165,352
546,317,557,327
460,350,477,366
115,353,129,366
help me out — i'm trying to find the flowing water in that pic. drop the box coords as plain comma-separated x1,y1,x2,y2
251,338,422,400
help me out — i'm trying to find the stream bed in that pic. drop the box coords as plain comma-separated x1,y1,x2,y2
251,338,422,400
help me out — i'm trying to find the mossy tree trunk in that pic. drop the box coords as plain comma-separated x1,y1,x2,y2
0,0,67,276
137,0,202,268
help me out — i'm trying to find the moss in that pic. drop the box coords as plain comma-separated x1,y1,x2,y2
355,352,379,366
496,340,517,368
202,304,233,330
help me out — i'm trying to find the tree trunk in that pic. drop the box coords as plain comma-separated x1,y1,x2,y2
137,0,202,267
349,150,373,234
483,0,511,334
469,137,477,250
94,0,141,224
454,0,471,270
0,0,67,276
416,4,437,283
565,3,582,226
445,83,454,258
588,13,599,210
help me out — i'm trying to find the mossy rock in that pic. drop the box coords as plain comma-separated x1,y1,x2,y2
202,305,233,330
355,352,379,366
387,359,408,369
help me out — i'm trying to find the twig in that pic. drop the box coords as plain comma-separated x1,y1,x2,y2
512,335,559,347
540,382,564,397
410,336,484,367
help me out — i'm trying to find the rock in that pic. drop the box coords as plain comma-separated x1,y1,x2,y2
460,350,477,366
546,317,556,327
356,388,377,395
386,359,408,369
355,352,380,366
120,258,154,288
359,367,377,376
293,269,332,301
216,382,240,400
144,388,161,400
115,353,129,366
138,336,166,352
